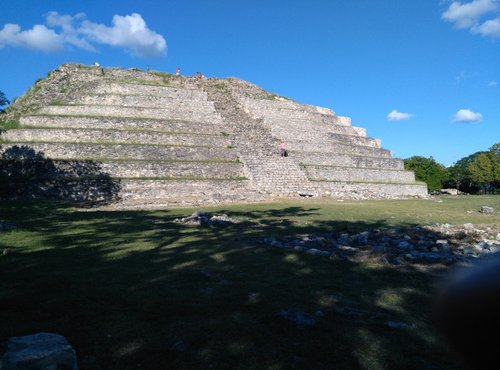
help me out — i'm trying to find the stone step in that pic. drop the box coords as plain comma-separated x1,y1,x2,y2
38,105,223,124
297,152,404,170
20,115,232,135
92,82,208,100
287,142,392,158
49,160,244,179
251,109,340,127
241,156,311,194
240,102,345,127
239,97,346,124
304,165,416,183
8,159,244,180
4,128,231,147
0,143,238,162
283,133,380,148
240,96,335,113
311,181,429,199
75,94,216,110
270,121,366,137
119,179,250,200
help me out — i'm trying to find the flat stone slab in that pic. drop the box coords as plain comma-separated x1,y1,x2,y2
1,332,78,370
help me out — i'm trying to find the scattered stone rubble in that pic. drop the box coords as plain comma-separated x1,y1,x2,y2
260,223,500,265
174,210,239,226
174,211,500,265
0,333,78,370
0,221,15,231
480,206,495,214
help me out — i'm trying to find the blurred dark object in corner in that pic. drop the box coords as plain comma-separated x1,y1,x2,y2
434,256,500,370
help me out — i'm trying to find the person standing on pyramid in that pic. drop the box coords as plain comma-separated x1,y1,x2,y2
279,141,287,157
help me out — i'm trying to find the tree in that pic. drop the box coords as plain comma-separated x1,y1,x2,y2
468,153,494,193
0,90,9,112
445,152,483,193
446,143,500,194
445,165,467,190
467,143,500,193
404,156,448,192
491,143,500,190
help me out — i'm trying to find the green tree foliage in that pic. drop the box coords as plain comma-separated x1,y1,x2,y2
444,152,481,193
0,90,9,112
445,143,500,194
404,156,448,192
468,153,494,189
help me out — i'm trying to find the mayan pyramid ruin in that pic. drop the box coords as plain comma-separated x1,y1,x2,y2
0,63,427,207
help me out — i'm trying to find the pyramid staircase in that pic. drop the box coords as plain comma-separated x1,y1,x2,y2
0,64,427,207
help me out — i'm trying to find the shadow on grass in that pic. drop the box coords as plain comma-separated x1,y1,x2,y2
0,145,121,207
0,202,461,370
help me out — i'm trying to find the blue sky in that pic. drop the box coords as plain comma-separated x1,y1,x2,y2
1,0,498,166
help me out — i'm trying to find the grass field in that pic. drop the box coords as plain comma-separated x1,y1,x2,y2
1,196,499,369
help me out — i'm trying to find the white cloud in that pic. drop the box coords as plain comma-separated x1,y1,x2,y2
452,108,483,122
44,12,96,52
488,80,498,86
442,0,500,39
442,0,498,28
471,16,500,36
0,23,64,52
387,110,414,121
0,12,166,57
78,13,167,57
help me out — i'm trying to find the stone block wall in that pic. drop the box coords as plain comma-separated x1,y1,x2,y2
313,182,429,199
38,105,223,124
287,141,391,157
119,179,252,203
20,116,232,135
297,152,405,170
4,129,231,147
2,143,239,162
51,160,245,179
304,165,416,183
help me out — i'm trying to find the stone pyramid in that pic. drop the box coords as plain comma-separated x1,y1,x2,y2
0,63,427,207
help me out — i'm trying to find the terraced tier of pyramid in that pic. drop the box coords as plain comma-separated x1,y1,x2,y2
0,63,427,207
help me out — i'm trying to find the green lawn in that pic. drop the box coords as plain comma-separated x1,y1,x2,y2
1,196,499,369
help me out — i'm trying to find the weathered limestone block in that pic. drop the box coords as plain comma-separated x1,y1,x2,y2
313,182,428,199
238,97,336,118
95,161,245,179
38,105,223,124
75,94,217,110
119,179,250,201
305,165,416,183
245,106,336,126
287,141,392,157
270,122,366,138
20,116,232,135
92,82,204,99
323,133,380,148
0,332,78,370
4,129,230,147
0,143,238,162
335,116,352,126
297,152,405,170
